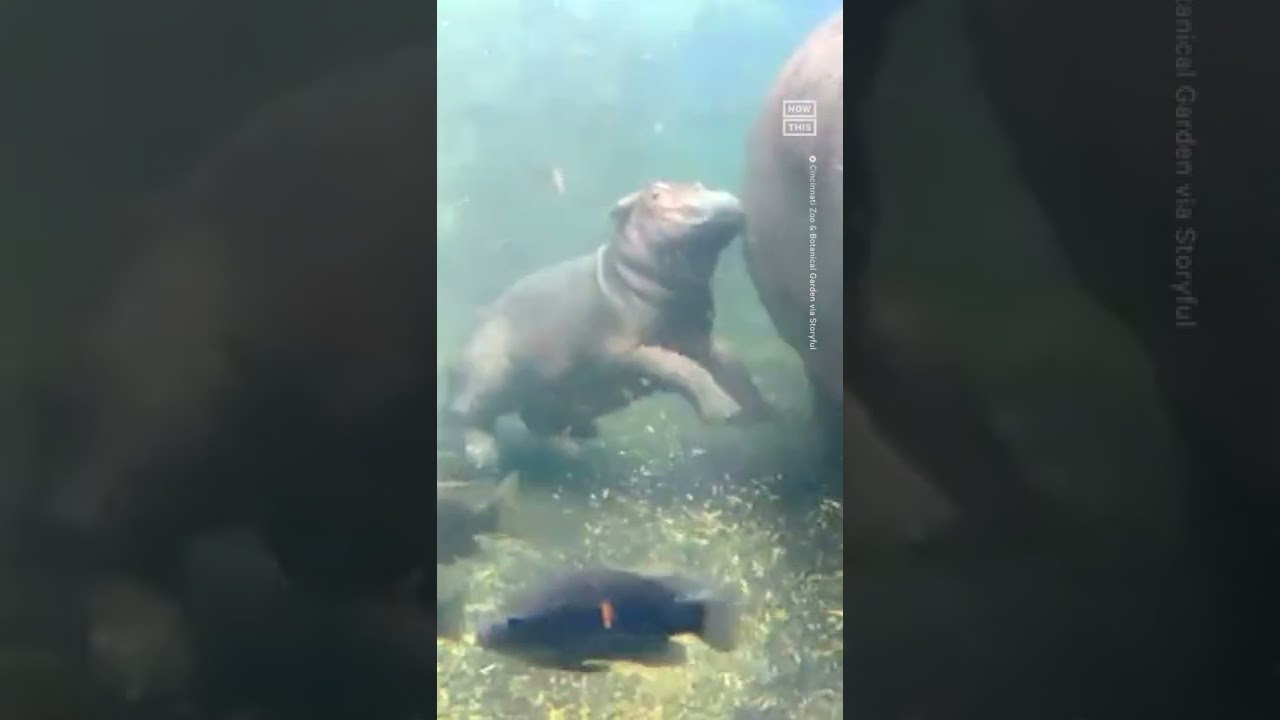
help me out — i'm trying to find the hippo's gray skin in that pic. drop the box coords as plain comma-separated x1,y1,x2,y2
443,181,770,468
742,9,1049,540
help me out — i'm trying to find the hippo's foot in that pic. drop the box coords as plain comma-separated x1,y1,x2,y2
463,429,500,469
698,389,743,424
706,337,776,423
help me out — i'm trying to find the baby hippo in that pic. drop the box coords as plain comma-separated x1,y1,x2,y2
443,181,771,468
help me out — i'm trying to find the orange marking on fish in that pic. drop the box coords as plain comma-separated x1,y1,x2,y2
599,599,616,629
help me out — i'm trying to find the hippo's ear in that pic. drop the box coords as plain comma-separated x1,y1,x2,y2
610,190,642,229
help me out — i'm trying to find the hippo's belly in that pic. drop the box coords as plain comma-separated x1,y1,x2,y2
517,365,655,435
742,11,846,407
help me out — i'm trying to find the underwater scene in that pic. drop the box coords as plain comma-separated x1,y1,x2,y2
435,2,846,717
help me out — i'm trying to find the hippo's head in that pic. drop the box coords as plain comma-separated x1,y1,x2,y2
608,181,745,288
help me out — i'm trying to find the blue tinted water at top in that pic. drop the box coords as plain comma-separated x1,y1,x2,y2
510,3,839,119
612,0,841,178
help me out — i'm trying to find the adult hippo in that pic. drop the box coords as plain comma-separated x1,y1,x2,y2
742,7,1048,542
442,181,771,469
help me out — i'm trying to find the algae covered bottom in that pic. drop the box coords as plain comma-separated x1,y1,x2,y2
435,386,844,720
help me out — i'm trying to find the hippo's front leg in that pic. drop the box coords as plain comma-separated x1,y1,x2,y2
613,345,741,422
705,337,775,421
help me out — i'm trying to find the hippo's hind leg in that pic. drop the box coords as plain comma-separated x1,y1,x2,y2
460,427,501,470
543,421,601,461
518,402,597,461
546,417,604,457
705,336,775,421
443,317,518,469
443,371,500,468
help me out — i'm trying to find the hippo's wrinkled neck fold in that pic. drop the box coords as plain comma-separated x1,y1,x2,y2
598,242,714,318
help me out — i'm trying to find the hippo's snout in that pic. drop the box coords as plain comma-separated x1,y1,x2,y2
616,181,744,237
693,188,746,230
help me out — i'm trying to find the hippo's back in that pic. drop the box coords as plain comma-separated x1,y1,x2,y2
743,12,846,405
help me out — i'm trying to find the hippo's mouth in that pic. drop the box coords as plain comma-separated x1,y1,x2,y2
676,234,733,280
679,220,742,275
687,189,745,227
670,191,744,277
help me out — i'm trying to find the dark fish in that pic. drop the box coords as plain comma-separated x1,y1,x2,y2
436,473,518,564
476,567,739,672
